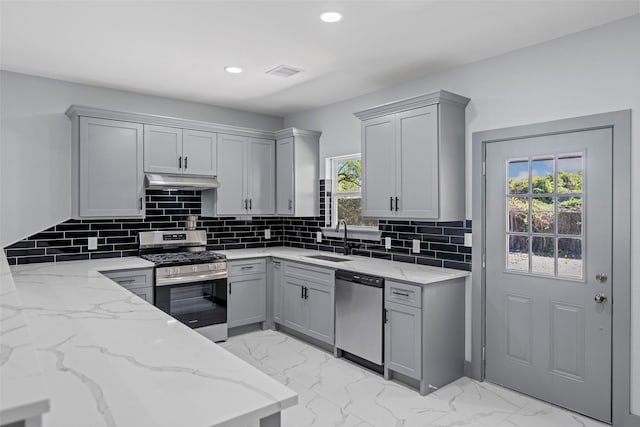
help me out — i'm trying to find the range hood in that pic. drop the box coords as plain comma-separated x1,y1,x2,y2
144,174,219,190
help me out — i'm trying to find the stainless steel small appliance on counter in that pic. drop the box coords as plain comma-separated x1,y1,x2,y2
139,230,228,342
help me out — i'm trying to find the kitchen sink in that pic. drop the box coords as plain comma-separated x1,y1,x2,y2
305,254,352,262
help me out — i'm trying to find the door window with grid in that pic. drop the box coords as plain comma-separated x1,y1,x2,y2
506,153,584,279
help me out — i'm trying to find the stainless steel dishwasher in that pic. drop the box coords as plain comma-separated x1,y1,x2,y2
335,270,384,369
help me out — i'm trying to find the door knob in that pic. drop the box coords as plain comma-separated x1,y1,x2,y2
595,273,607,283
594,293,607,303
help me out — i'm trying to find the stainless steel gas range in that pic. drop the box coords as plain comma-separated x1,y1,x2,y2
139,230,228,342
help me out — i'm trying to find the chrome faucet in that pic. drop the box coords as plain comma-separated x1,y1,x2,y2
335,219,350,255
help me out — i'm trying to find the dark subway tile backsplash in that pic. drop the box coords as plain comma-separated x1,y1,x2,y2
5,181,471,271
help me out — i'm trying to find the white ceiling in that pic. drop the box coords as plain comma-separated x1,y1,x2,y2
1,1,638,117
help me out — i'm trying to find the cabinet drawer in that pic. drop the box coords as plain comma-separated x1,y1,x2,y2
385,280,422,308
102,268,152,288
284,261,334,286
229,258,266,276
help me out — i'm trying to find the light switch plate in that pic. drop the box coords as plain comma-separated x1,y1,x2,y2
464,233,472,247
87,237,98,251
412,239,420,253
264,229,271,239
384,237,391,249
316,231,322,243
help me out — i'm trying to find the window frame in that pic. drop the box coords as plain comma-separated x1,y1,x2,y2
328,154,378,231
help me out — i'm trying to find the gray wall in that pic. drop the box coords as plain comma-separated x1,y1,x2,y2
0,71,283,247
284,15,640,414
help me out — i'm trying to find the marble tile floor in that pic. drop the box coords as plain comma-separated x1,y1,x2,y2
219,330,608,427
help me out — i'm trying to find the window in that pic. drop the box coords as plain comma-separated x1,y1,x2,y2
329,155,377,228
506,153,584,279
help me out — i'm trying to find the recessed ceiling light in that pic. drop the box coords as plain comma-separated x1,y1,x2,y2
320,11,342,23
224,66,243,74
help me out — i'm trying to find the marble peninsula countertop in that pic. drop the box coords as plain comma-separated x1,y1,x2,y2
218,247,470,285
2,255,297,427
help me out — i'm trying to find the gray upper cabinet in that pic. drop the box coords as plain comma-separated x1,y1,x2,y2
211,134,275,216
144,125,217,176
248,138,276,215
182,129,217,176
355,90,470,220
78,117,145,218
275,128,321,217
144,125,182,174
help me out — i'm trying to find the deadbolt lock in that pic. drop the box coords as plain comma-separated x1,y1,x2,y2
595,273,607,283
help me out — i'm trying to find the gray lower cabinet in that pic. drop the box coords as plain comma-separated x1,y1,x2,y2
384,278,465,395
281,261,335,345
228,259,267,328
102,268,154,304
272,259,283,323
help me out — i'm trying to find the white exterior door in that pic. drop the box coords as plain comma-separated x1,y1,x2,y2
362,116,396,217
182,129,217,176
485,128,613,422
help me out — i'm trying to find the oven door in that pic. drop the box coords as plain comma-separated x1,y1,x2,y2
155,277,227,330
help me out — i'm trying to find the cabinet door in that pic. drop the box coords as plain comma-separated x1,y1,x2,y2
182,129,217,176
272,260,283,323
228,273,266,328
305,282,335,344
143,124,183,174
276,137,295,215
385,300,422,380
282,278,306,333
80,117,144,217
216,134,247,215
130,287,154,304
362,116,397,217
396,105,439,218
247,138,275,215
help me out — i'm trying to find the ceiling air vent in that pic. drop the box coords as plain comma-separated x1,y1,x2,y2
266,64,303,78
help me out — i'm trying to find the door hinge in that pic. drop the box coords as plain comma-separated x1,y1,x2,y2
482,253,486,269
482,161,486,176
482,346,486,361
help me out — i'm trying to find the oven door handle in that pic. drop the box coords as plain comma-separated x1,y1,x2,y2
156,273,227,286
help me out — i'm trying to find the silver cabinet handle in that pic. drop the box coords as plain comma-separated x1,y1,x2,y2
392,290,410,297
240,265,254,270
288,199,293,210
117,279,136,284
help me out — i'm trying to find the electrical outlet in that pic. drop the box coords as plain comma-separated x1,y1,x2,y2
264,229,271,239
464,233,472,247
412,239,420,254
384,237,391,249
316,231,322,243
87,237,98,251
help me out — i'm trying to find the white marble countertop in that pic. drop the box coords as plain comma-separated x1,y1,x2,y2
1,254,51,425
219,247,469,285
4,255,297,427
